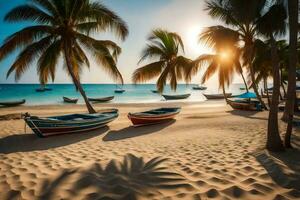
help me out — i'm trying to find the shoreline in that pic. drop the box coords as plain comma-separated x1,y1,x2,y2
0,100,226,116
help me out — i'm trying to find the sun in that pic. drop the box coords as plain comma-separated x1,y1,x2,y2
219,49,232,62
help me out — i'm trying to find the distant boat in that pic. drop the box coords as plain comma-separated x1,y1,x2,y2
0,99,26,107
63,97,78,103
36,86,52,92
128,107,181,126
114,85,125,93
192,86,207,90
239,87,246,90
88,96,114,103
114,89,125,93
162,94,191,100
151,90,159,93
23,109,119,137
203,93,232,99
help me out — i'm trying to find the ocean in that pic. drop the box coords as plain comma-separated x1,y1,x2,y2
0,83,246,105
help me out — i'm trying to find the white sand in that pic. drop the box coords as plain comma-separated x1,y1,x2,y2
0,102,299,200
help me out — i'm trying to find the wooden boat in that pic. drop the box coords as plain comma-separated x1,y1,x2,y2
114,89,125,93
227,99,262,111
203,93,232,99
151,90,159,93
162,94,190,100
36,87,52,92
63,97,78,103
0,99,26,106
193,86,207,90
128,107,181,126
88,96,114,102
23,109,118,137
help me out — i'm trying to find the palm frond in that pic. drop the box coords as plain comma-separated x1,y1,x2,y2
37,39,62,84
4,4,54,24
201,60,218,84
199,26,239,51
157,65,171,93
185,54,215,82
205,0,239,25
77,2,128,40
7,36,53,81
138,44,165,64
132,61,165,84
256,3,287,37
0,25,53,60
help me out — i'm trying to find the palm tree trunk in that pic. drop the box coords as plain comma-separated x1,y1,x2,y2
280,68,287,98
264,78,271,106
222,84,228,102
240,70,249,92
283,0,298,148
266,37,284,152
245,40,267,110
249,66,267,110
63,42,96,114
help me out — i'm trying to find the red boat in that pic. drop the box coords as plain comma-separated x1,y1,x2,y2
128,107,181,126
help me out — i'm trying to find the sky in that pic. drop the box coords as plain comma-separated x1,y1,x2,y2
0,0,234,85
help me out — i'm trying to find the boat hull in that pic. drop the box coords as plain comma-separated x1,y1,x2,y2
24,111,118,137
203,93,232,99
63,97,78,103
88,96,114,102
128,107,180,126
0,99,26,106
193,86,207,90
114,90,125,93
162,94,190,100
227,100,261,111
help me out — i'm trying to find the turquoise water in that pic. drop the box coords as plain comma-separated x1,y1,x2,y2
0,84,245,105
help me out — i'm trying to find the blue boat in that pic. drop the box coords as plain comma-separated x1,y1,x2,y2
23,109,118,137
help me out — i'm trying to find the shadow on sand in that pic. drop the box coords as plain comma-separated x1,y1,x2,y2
0,127,109,154
103,119,176,141
227,110,267,120
255,136,300,197
34,154,188,200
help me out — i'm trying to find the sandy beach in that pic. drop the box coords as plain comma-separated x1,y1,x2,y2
0,102,299,200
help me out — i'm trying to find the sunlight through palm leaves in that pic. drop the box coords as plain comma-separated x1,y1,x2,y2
185,26,246,98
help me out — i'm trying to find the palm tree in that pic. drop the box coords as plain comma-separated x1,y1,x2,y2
185,26,245,99
205,0,269,109
0,0,128,113
283,0,299,148
252,39,273,105
256,2,287,151
252,39,289,103
132,29,193,93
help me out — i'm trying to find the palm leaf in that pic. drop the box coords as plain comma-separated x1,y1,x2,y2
0,25,53,60
37,39,62,84
4,4,54,24
132,61,165,84
7,36,53,81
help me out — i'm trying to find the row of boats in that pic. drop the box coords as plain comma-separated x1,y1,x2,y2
23,107,181,137
0,92,238,107
22,92,269,138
